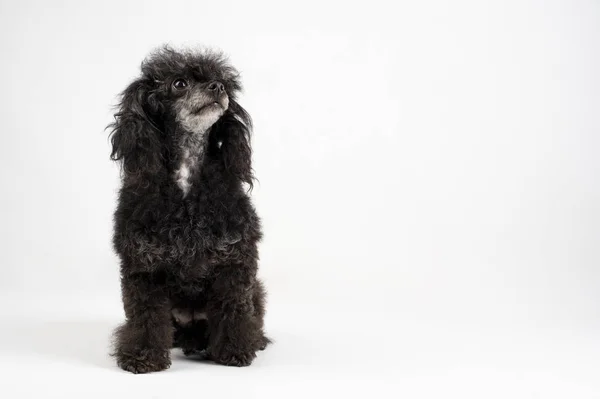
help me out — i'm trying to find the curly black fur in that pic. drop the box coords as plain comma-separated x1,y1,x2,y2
108,46,269,373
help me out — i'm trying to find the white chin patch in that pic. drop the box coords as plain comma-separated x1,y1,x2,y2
177,105,224,133
175,92,228,134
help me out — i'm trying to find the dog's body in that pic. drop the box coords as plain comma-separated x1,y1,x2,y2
109,47,268,373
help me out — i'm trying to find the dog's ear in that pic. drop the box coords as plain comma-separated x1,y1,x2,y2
214,101,254,188
109,78,163,175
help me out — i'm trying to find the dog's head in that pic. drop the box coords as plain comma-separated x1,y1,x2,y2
109,46,253,185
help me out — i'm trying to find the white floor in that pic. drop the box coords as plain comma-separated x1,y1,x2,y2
1,292,599,399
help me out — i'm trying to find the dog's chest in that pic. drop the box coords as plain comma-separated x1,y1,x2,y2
174,133,206,197
174,150,196,196
165,194,247,260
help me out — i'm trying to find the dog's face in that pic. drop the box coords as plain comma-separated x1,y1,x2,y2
110,47,253,185
138,48,244,136
143,52,243,135
172,77,230,133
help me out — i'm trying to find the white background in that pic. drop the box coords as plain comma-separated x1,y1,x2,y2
1,0,599,397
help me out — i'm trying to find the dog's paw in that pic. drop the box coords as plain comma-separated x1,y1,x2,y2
117,349,171,374
211,349,256,367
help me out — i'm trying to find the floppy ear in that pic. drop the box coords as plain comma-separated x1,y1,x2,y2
108,78,163,175
215,100,254,187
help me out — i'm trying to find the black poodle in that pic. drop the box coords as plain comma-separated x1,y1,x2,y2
108,46,269,373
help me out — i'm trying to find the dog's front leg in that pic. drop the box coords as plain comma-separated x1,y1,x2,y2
113,272,173,374
207,263,263,367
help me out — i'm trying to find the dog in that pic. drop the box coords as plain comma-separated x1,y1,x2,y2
108,46,269,373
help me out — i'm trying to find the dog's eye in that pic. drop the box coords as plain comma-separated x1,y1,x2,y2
172,79,188,90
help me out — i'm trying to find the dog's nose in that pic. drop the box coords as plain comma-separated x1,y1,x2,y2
207,81,225,94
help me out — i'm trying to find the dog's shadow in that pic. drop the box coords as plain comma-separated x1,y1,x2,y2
2,319,117,369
